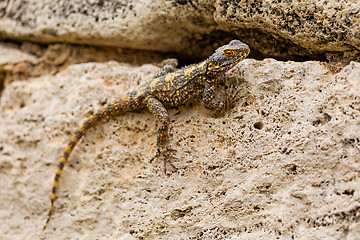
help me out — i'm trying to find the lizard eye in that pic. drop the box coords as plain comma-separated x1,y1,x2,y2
224,50,235,58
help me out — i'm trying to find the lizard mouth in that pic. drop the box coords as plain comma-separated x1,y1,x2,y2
206,40,250,76
222,49,250,69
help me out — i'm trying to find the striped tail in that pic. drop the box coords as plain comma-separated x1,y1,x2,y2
43,101,126,230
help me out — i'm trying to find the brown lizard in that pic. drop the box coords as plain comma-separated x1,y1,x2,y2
43,40,250,230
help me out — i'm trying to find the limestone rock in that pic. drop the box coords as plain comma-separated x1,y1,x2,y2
0,42,164,90
0,42,37,92
0,0,359,60
0,51,359,238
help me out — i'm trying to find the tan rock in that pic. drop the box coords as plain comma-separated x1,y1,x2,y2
0,47,359,238
0,42,165,88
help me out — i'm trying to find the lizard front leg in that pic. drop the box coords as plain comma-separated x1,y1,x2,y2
202,83,226,113
145,96,176,172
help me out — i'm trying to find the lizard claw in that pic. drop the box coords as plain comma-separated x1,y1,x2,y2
150,150,160,163
224,95,234,110
151,147,177,174
162,152,178,175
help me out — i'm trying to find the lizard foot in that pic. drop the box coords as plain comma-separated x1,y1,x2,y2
150,147,178,174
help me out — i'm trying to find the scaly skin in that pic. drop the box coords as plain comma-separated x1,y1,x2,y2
43,40,250,230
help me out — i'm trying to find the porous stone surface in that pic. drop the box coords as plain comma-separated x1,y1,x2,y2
0,42,164,90
0,43,37,65
0,0,359,61
0,42,36,93
0,51,359,239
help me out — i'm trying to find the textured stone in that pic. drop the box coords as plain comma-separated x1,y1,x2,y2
0,49,359,239
0,43,37,65
0,42,165,91
0,42,37,93
0,0,359,60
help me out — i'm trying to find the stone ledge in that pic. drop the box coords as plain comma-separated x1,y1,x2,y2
0,53,359,239
0,0,359,61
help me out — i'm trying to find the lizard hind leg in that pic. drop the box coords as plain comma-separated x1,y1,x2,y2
145,96,177,173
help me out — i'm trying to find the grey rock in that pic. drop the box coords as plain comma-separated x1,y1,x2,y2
0,0,359,60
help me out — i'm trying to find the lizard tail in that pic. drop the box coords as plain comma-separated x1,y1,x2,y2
43,101,125,230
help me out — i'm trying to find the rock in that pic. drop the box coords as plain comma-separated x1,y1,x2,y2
0,42,37,93
0,0,359,61
0,42,165,89
0,48,359,238
0,43,37,65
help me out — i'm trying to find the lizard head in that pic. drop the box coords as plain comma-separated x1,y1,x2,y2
206,40,250,77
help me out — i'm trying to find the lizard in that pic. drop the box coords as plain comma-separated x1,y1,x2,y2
43,39,250,230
